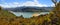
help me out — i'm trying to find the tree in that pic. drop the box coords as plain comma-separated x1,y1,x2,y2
51,0,58,6
55,1,60,17
0,6,2,11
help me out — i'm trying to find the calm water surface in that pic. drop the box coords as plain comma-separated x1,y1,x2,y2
11,12,49,18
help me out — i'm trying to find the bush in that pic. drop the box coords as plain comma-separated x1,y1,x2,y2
0,6,1,11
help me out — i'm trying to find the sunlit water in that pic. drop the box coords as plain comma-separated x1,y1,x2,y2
10,11,50,18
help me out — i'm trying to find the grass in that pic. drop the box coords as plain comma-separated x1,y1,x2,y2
0,2,60,25
0,9,60,25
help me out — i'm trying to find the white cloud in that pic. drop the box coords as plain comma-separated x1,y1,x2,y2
0,4,10,8
0,0,54,8
22,1,48,7
51,4,55,7
0,2,21,8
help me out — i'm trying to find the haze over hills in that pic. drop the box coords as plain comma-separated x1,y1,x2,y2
3,6,54,12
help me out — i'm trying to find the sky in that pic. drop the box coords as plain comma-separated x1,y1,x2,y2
0,0,55,8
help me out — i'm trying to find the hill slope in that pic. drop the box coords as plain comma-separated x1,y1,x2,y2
0,7,16,18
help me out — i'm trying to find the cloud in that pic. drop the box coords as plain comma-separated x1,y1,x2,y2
0,4,10,8
0,0,54,8
21,0,48,7
22,1,48,7
0,2,21,8
51,3,55,7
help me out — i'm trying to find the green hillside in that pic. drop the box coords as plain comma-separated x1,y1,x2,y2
0,2,60,25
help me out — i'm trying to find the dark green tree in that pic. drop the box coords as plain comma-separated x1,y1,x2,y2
0,6,1,11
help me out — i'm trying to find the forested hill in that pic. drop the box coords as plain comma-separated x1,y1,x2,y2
3,6,54,12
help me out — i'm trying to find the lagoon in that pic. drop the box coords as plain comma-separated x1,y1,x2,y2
10,12,50,18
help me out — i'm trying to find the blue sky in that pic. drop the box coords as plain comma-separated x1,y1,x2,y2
0,0,55,8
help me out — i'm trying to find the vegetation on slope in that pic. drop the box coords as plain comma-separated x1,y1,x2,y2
0,6,16,18
0,1,60,25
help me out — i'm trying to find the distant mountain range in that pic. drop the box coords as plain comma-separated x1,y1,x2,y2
3,6,54,12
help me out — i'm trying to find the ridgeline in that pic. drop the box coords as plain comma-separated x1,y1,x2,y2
0,2,60,25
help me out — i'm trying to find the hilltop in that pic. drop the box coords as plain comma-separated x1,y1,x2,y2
3,6,53,12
